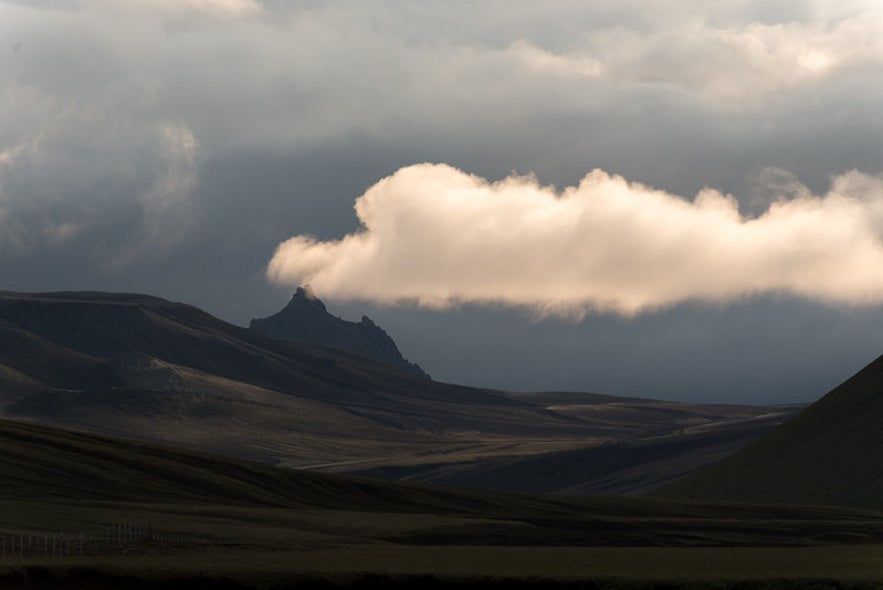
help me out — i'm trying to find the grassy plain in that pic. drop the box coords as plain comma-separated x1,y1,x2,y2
2,417,883,588
2,544,883,588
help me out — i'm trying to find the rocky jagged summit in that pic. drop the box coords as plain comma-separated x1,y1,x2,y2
250,286,428,377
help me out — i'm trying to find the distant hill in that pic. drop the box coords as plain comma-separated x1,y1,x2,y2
250,286,427,376
0,290,795,495
654,353,883,510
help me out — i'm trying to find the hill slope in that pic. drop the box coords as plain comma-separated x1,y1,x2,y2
3,416,882,552
654,353,883,510
0,290,796,495
0,416,561,514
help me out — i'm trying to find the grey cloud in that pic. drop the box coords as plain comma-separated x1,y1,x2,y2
111,124,201,267
2,0,883,402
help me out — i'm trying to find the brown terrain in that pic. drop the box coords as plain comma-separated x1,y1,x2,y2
0,290,799,495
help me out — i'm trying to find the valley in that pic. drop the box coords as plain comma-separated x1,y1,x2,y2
0,291,798,495
1,417,882,589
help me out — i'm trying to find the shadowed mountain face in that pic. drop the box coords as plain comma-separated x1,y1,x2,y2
0,290,798,495
250,286,427,376
654,353,883,510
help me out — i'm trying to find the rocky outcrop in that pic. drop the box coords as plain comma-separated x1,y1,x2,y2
250,287,428,377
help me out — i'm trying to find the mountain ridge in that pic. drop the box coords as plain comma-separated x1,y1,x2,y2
250,286,427,376
0,289,796,495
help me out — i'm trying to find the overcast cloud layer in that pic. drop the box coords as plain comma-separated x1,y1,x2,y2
3,1,883,402
4,0,883,261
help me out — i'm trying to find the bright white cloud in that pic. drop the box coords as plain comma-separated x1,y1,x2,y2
267,164,883,316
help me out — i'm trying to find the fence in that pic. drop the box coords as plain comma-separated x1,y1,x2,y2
0,521,200,558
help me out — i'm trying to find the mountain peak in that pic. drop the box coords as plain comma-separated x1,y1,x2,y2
251,289,428,377
294,284,316,299
289,285,325,310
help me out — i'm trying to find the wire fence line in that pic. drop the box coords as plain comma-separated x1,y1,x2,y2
0,521,204,558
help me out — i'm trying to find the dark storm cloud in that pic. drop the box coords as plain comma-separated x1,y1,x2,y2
2,0,883,402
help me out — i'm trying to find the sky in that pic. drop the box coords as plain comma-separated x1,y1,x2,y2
2,0,883,403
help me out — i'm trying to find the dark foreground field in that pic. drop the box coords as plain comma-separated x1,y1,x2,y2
2,418,883,589
2,545,883,589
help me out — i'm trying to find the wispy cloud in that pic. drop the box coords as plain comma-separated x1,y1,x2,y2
0,133,83,253
111,123,201,267
78,0,262,19
507,15,883,103
152,0,261,17
268,163,883,317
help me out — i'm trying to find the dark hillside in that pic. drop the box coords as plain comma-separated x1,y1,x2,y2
0,319,100,393
0,290,796,496
0,291,497,406
3,416,883,551
654,353,883,509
